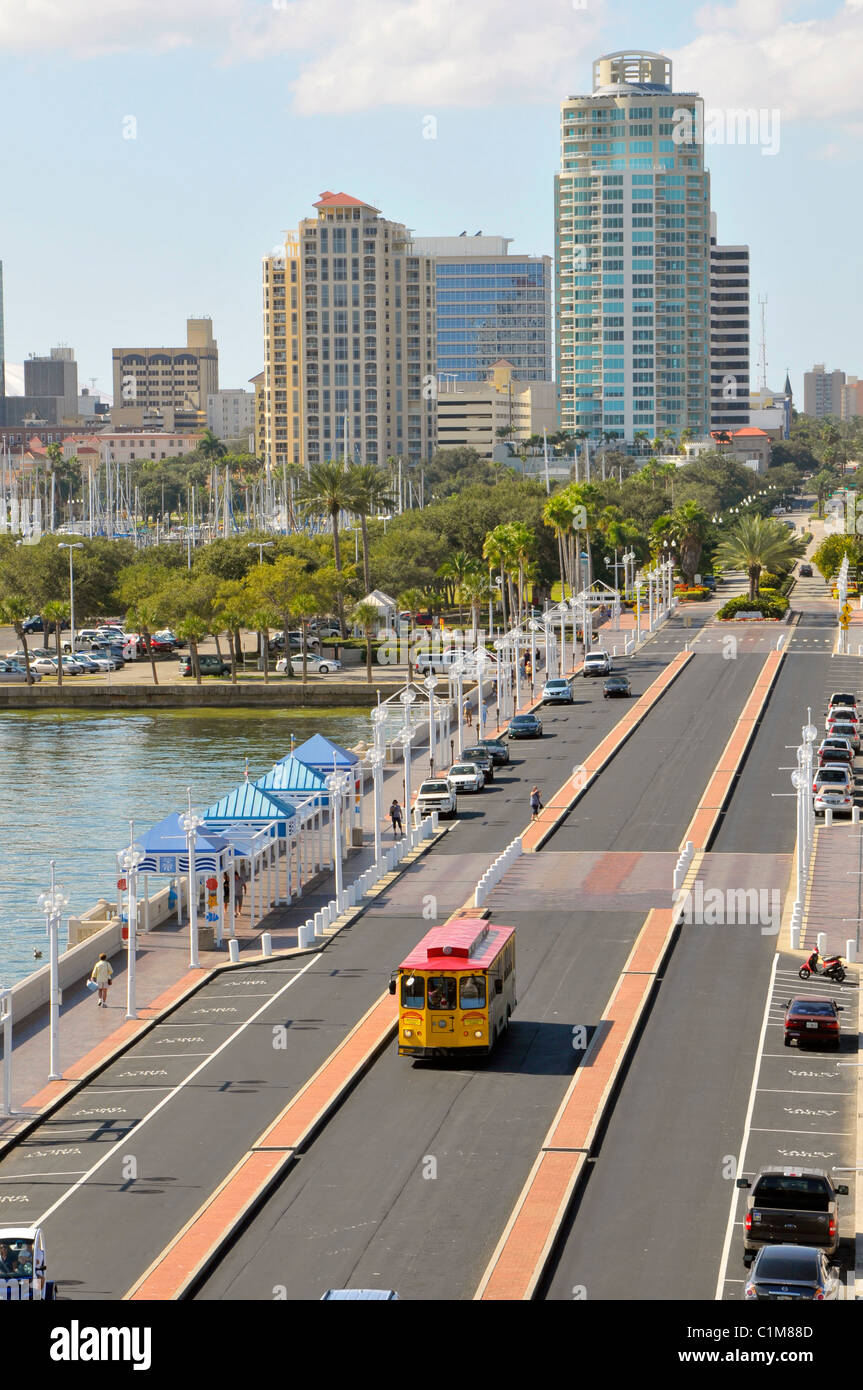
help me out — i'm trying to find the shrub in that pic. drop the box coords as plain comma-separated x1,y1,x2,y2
676,586,710,601
758,571,784,589
717,593,789,620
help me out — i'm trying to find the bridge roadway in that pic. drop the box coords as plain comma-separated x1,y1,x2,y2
193,631,768,1298
542,588,860,1300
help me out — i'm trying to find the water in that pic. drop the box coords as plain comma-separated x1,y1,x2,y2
0,709,371,988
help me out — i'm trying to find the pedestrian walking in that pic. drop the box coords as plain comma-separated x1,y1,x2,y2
89,952,113,1007
222,871,230,908
463,699,473,729
389,798,404,838
524,656,532,682
529,786,543,822
234,869,245,916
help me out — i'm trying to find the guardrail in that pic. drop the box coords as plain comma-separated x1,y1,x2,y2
473,835,523,908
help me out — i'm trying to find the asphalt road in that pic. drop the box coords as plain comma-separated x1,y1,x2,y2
542,586,859,1301
192,641,770,1299
0,621,698,1299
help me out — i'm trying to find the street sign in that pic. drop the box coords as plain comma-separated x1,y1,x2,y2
840,603,852,622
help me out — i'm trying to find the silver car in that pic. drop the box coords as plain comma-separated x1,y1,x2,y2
0,660,41,683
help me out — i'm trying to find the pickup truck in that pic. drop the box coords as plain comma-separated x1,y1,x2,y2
415,780,457,820
736,1168,849,1263
0,1225,56,1300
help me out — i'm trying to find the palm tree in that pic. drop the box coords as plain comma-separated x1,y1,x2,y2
633,431,649,457
214,581,251,685
43,599,70,685
482,526,513,629
296,460,357,633
715,515,806,599
176,615,209,684
812,467,838,519
542,491,576,596
436,551,474,622
667,500,711,584
125,598,163,686
198,428,227,463
0,595,35,685
352,600,379,683
348,463,395,592
461,562,492,643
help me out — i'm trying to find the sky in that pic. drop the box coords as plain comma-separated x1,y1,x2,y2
0,0,860,405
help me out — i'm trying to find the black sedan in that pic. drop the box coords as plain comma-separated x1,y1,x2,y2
507,713,543,739
783,997,843,1050
462,746,495,781
473,737,510,766
603,675,631,698
744,1245,841,1300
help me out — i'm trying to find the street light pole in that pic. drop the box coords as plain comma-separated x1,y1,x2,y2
118,822,144,1021
180,792,204,969
37,862,68,1082
368,749,384,862
58,542,83,654
424,674,438,775
327,769,348,911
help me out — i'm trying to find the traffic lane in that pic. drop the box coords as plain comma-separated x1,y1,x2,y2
550,653,764,854
543,893,784,1300
196,908,648,1302
434,648,678,858
720,962,858,1300
711,650,862,855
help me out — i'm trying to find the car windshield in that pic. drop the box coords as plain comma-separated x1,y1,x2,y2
791,998,836,1015
818,769,850,783
546,681,567,689
459,974,487,1008
426,976,457,1011
753,1176,830,1210
400,974,424,1009
463,749,489,759
755,1248,819,1279
450,766,476,776
419,782,449,794
511,717,534,726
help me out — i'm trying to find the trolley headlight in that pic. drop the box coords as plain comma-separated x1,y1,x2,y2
474,1030,482,1038
404,1028,413,1037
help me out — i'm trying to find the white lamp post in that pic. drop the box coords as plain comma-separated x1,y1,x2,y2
37,862,68,1081
398,727,416,825
423,674,438,775
57,542,83,653
118,825,144,1020
326,769,349,911
528,621,540,698
453,658,466,758
802,715,817,860
371,703,387,756
180,793,205,969
367,748,384,862
0,989,11,1117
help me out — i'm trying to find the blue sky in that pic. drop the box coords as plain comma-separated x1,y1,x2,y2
0,0,860,404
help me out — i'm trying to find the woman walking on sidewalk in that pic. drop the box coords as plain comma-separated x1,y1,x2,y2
234,869,245,916
529,786,543,822
89,952,113,1008
389,799,404,838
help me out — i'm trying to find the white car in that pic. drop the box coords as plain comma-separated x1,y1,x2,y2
447,762,485,793
0,1225,55,1300
85,651,122,671
826,705,859,731
812,764,853,800
583,650,613,676
415,779,458,819
30,655,83,676
276,654,343,676
815,782,854,816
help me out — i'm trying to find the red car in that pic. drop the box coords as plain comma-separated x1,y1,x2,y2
783,997,844,1050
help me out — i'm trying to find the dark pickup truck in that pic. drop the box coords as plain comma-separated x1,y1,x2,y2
737,1168,849,1263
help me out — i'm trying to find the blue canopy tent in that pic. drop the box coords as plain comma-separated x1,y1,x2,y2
255,756,349,874
292,734,358,771
204,783,303,926
137,813,232,948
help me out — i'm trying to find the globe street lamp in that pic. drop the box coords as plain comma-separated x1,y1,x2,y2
366,747,385,863
528,620,541,698
118,824,144,1020
180,793,205,968
326,768,350,912
37,862,69,1081
57,542,83,653
424,674,439,775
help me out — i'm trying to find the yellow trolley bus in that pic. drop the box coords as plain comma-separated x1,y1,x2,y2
389,917,516,1058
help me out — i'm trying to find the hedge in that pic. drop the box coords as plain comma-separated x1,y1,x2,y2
717,593,789,620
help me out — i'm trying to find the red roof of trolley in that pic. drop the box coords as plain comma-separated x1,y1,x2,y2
399,918,514,972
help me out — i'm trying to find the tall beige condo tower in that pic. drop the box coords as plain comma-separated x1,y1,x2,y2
112,318,219,430
262,192,436,470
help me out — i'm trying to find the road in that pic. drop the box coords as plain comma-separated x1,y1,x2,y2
542,576,859,1300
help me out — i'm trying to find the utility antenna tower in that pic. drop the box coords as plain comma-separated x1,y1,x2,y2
757,294,768,390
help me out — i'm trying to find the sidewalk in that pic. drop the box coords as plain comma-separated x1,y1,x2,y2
803,823,863,958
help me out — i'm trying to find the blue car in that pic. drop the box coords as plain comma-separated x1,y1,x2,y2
541,678,574,704
508,713,543,739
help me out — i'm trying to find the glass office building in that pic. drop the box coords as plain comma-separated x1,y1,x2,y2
555,51,712,443
411,236,552,383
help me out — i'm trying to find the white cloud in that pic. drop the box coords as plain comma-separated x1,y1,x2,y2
1,0,861,124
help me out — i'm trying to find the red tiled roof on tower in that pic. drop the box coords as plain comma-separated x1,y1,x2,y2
313,191,379,212
733,427,770,437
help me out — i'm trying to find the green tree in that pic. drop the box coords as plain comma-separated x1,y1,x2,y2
666,500,711,584
352,600,380,683
811,468,839,518
348,463,395,593
715,515,806,599
296,460,358,634
42,599,70,685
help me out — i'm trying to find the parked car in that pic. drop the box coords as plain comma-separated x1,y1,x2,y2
701,575,717,590
91,640,130,664
783,996,844,1050
461,746,494,781
743,1245,842,1301
812,764,853,795
817,737,854,766
473,737,510,766
827,720,860,753
603,675,631,698
737,1167,848,1262
84,651,121,672
69,653,103,674
828,692,858,711
415,780,457,819
413,647,464,675
542,678,574,704
508,712,543,739
583,650,612,677
799,563,813,577
22,616,69,634
29,656,83,676
826,704,860,730
0,660,40,683
276,654,343,676
447,763,485,793
178,654,230,678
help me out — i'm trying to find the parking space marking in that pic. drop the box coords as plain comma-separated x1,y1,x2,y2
757,1088,854,1096
30,951,322,1227
749,1127,854,1137
0,1170,88,1181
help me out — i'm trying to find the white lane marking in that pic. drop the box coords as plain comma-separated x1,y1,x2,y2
757,1089,853,1096
72,1087,173,1095
714,952,778,1300
32,951,322,1227
750,1127,853,1136
0,1170,88,1181
124,1053,211,1060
